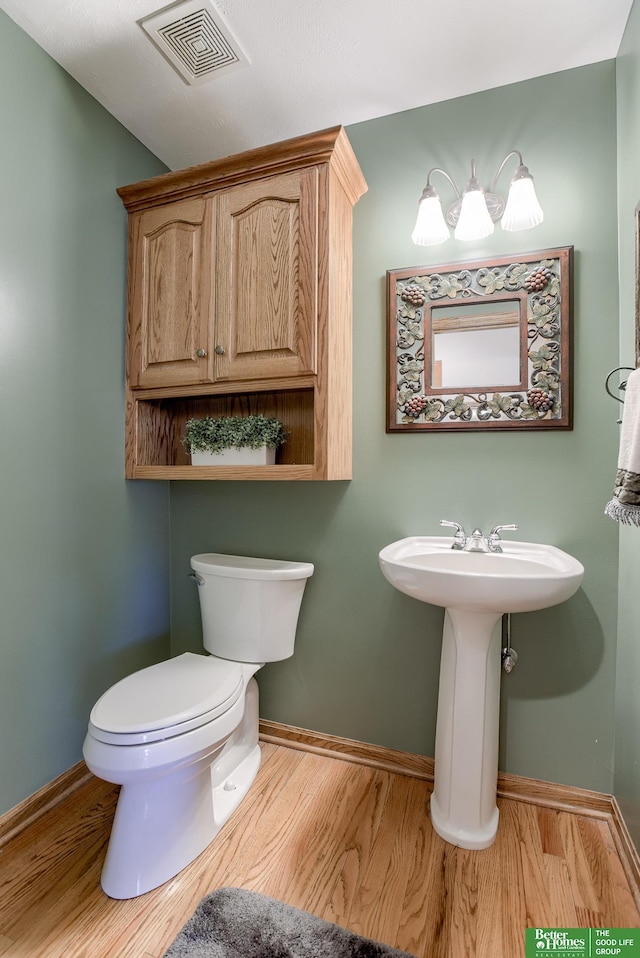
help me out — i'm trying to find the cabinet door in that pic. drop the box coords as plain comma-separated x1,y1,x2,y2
214,168,318,381
128,196,214,388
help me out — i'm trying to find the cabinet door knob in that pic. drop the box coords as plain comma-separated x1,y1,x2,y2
196,348,207,358
214,345,226,355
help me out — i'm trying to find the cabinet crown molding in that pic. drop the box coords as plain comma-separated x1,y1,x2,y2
118,126,367,212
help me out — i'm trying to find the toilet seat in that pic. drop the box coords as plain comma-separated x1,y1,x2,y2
88,652,244,746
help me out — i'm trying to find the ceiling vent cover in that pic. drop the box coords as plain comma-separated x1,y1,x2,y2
140,0,250,86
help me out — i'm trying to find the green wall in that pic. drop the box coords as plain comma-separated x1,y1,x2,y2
0,11,170,814
170,61,621,792
615,0,640,848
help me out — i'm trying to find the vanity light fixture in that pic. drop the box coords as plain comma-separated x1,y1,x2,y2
411,151,544,246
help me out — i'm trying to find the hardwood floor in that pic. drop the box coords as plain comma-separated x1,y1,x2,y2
0,743,638,958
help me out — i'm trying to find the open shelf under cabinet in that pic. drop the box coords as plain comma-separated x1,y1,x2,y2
127,388,319,480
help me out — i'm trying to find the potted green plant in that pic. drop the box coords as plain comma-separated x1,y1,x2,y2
184,415,287,466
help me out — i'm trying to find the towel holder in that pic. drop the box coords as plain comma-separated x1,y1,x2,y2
605,366,636,422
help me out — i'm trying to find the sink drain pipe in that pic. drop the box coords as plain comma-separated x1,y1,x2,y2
501,613,518,673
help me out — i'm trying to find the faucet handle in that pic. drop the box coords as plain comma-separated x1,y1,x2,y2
489,524,518,537
488,524,518,553
440,519,467,550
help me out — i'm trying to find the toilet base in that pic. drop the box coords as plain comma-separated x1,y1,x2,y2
100,678,261,899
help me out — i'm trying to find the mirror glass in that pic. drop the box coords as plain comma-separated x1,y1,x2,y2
387,248,573,431
431,300,521,389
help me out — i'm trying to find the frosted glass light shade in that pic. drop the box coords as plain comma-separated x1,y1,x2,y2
412,195,450,246
501,176,544,232
454,189,494,241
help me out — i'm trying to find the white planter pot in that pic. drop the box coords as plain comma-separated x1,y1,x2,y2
190,445,276,466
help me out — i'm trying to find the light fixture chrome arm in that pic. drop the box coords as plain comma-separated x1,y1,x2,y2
489,150,525,194
420,167,461,200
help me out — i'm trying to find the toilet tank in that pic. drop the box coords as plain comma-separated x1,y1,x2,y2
190,553,314,662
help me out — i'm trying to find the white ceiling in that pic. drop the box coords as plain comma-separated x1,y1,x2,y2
2,0,634,171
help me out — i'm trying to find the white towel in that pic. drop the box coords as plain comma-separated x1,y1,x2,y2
605,367,640,525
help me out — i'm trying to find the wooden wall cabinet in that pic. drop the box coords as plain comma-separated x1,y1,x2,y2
118,126,367,480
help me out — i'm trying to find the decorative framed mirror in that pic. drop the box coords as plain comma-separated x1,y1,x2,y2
387,247,573,432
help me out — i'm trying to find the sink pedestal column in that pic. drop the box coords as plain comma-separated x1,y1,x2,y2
430,608,503,849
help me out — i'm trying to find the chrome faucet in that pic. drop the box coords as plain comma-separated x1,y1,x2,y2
440,520,518,553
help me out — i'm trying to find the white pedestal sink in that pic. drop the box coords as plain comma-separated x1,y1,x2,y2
379,536,584,849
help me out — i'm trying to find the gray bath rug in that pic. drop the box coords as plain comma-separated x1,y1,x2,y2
162,886,416,958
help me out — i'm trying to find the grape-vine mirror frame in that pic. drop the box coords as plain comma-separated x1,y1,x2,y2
387,247,573,432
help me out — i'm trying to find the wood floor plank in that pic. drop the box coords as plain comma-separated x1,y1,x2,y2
475,810,508,958
281,762,383,917
342,772,417,944
322,768,395,930
576,906,608,928
559,811,603,914
537,806,565,858
0,936,16,957
393,782,443,957
449,849,479,958
544,854,579,926
517,801,556,927
0,744,638,958
493,800,528,958
434,843,459,958
399,825,452,957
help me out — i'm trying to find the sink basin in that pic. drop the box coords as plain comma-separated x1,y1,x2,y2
379,536,584,614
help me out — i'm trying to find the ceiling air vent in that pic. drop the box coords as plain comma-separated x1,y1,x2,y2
140,0,250,86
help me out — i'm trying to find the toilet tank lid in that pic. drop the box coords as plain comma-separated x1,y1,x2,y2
191,553,314,580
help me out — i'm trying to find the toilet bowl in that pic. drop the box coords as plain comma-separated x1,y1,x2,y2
83,553,313,899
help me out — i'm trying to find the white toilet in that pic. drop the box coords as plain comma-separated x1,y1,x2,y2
82,552,313,899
